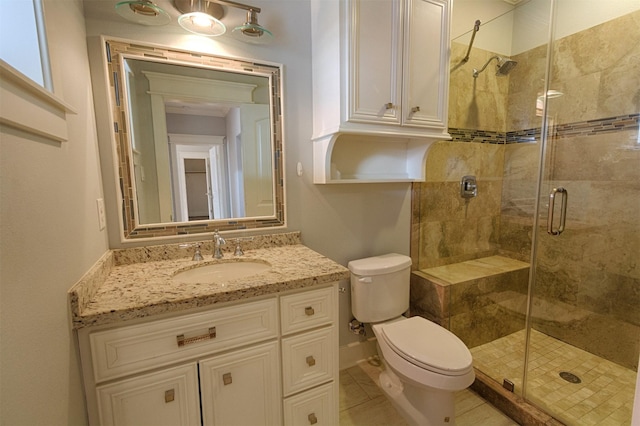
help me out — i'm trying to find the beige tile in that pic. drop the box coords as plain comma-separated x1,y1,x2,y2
456,402,519,426
339,396,408,426
346,363,384,400
454,389,486,416
339,370,371,411
472,328,637,425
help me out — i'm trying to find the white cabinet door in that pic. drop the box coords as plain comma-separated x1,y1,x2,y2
199,341,281,426
96,364,200,426
283,382,337,426
350,0,449,130
402,0,450,129
349,0,403,125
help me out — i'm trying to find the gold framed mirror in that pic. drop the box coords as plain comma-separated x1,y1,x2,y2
103,39,285,239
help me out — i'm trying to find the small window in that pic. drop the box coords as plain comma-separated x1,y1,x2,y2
0,0,75,142
0,0,52,90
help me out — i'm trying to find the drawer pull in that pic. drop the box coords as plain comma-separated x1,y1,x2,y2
304,306,315,316
223,372,233,385
165,389,175,403
176,327,216,347
385,102,394,109
308,413,318,425
411,106,420,113
306,355,316,367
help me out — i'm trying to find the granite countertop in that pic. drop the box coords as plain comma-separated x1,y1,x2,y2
69,235,349,329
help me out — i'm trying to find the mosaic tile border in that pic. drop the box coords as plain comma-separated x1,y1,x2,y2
449,113,639,145
104,39,286,240
449,128,505,144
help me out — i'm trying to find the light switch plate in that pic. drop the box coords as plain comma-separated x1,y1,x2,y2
96,198,106,231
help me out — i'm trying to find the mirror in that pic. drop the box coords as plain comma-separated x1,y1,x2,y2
104,39,285,239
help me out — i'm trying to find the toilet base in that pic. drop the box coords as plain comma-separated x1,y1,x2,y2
379,369,457,426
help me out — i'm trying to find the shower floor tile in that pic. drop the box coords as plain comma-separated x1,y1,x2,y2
471,329,637,425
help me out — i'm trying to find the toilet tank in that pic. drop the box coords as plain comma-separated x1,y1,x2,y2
348,253,412,323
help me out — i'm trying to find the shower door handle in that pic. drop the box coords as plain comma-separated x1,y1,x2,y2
547,187,568,235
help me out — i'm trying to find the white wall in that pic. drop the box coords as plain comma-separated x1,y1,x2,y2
0,0,109,424
454,0,640,57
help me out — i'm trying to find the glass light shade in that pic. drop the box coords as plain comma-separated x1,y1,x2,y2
231,10,273,44
178,12,226,36
115,0,170,26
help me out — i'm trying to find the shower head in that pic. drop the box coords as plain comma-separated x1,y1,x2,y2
473,56,518,78
496,57,518,75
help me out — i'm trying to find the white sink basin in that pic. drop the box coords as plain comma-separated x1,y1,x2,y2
173,260,271,284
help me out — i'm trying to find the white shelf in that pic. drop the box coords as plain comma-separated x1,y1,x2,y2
313,132,448,184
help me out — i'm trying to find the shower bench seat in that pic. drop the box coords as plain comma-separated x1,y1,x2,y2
410,255,530,348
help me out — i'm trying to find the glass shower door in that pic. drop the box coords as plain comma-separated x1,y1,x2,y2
524,3,640,424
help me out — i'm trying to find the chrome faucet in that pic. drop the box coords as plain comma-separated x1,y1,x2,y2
212,230,226,259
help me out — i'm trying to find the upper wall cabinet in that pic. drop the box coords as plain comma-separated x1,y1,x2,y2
311,0,451,183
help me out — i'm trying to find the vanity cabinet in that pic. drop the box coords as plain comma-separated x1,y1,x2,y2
78,284,338,426
311,0,451,183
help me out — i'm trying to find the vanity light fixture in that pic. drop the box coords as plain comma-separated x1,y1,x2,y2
174,0,273,42
115,0,171,26
175,0,226,36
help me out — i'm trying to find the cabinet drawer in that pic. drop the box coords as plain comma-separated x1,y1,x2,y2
283,382,337,426
282,327,336,396
90,298,277,382
280,286,335,335
96,363,200,426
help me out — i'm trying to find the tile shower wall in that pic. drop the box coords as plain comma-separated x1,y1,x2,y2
414,141,505,271
412,10,640,369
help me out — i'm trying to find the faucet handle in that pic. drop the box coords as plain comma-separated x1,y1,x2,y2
233,239,244,256
180,242,204,261
232,237,255,256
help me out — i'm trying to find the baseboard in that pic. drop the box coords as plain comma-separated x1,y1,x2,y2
339,337,378,370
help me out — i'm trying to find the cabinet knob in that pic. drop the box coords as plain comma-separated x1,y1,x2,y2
411,106,420,113
385,102,394,109
306,356,316,367
223,372,233,385
304,306,315,316
164,389,175,403
308,413,318,425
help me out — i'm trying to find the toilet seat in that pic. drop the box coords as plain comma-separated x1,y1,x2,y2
378,316,472,376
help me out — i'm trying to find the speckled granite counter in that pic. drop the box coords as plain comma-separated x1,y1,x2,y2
69,232,349,329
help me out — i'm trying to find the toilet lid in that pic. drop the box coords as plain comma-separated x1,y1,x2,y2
380,317,472,376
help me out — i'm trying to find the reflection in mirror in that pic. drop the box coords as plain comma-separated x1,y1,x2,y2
104,39,285,239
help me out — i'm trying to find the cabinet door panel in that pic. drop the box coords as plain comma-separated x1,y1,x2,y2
282,327,336,396
350,0,403,125
200,341,281,426
403,0,449,128
283,382,337,426
96,364,200,426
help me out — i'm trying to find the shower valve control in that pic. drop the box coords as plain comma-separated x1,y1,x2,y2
460,175,478,198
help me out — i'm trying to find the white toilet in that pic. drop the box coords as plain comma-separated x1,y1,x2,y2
348,253,475,426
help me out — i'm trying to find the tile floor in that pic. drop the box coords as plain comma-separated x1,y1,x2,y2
339,357,518,426
471,329,637,425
